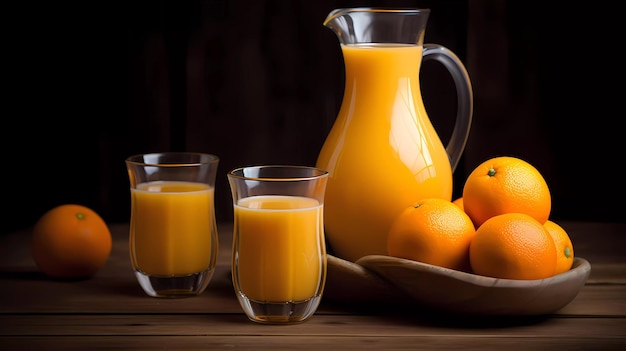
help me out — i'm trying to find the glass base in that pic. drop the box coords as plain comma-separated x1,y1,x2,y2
236,293,322,324
134,269,215,298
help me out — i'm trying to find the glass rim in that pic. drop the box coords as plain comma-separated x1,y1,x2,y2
329,7,430,14
325,7,430,24
228,165,328,181
125,152,219,167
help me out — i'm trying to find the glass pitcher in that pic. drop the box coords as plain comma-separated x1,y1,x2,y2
316,8,473,262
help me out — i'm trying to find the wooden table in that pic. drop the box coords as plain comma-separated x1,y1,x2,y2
1,221,625,350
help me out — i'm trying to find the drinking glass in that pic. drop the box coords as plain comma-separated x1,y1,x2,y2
125,152,219,298
227,165,329,324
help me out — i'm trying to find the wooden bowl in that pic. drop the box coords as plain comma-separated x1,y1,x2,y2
325,254,591,316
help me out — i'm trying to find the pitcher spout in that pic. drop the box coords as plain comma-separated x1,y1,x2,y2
323,7,430,46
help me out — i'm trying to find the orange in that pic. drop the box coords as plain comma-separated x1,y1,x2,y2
31,204,112,280
387,198,476,272
544,220,575,274
452,197,464,211
469,213,557,280
462,156,551,227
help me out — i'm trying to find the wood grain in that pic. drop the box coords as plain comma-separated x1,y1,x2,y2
0,221,624,349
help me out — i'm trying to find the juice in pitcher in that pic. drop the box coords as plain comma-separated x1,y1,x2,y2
233,195,325,302
130,180,216,276
316,45,453,262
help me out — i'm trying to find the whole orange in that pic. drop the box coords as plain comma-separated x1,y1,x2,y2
469,213,557,280
462,156,551,227
31,204,112,279
544,220,575,274
387,198,476,272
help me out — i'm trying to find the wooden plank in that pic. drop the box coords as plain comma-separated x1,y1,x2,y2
0,281,624,316
1,314,625,338
324,284,626,317
555,285,626,316
1,335,625,351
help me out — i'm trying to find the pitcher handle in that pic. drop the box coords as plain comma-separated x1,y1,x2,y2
423,44,473,172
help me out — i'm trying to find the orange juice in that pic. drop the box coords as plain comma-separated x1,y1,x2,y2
130,181,215,276
316,44,453,262
233,195,325,302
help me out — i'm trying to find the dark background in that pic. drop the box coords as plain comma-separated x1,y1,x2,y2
3,0,624,235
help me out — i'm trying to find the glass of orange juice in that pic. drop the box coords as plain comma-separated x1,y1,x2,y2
125,152,219,298
227,165,329,324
